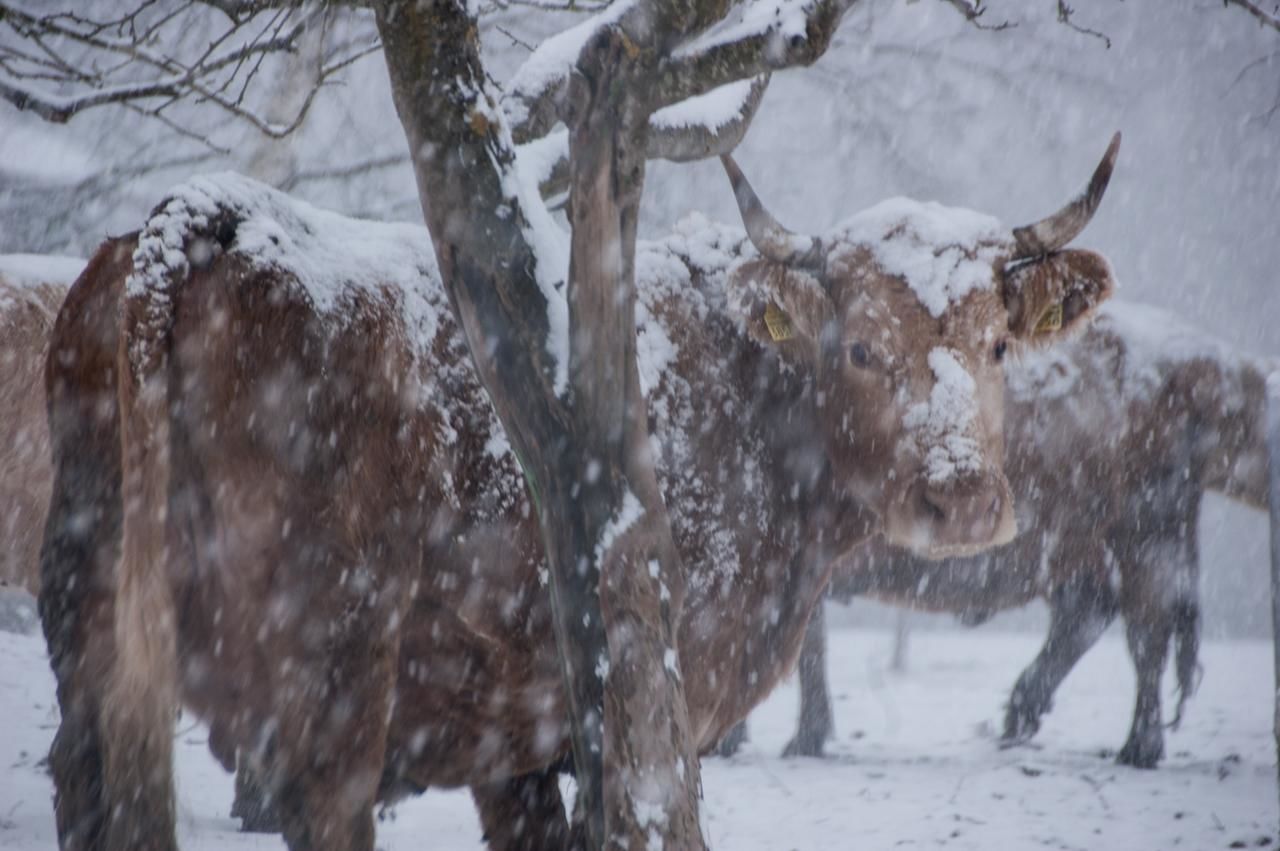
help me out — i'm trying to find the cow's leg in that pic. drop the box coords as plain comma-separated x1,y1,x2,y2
714,720,749,757
264,557,403,851
471,767,572,851
1115,613,1173,768
1115,536,1197,769
1003,574,1116,745
232,742,282,833
783,604,833,758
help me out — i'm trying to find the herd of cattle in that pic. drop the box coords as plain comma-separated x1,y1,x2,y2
0,132,1273,851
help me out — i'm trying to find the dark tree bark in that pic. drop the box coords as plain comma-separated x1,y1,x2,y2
376,4,707,845
376,0,860,844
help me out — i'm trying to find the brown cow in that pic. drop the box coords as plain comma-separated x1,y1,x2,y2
40,137,1118,851
0,257,77,595
763,302,1272,768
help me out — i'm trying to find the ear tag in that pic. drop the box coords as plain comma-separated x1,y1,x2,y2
1034,302,1063,335
764,301,795,342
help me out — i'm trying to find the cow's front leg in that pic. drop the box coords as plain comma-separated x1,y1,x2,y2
1003,574,1115,745
471,766,572,851
783,604,833,758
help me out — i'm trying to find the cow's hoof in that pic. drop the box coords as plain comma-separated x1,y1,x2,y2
781,731,828,759
1001,702,1042,747
232,787,282,833
1116,734,1163,769
714,723,748,758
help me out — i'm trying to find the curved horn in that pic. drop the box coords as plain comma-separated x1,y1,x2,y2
720,154,824,269
1012,131,1121,259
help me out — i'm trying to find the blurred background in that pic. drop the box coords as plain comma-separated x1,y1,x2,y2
2,0,1275,637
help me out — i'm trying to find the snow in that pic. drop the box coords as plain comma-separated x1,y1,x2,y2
904,348,983,486
478,85,572,396
502,0,636,130
676,0,818,59
595,488,644,564
0,254,84,287
828,199,1009,319
2,620,1273,849
125,173,447,373
650,79,759,133
1092,300,1265,395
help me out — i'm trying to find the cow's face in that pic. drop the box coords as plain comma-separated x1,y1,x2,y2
722,135,1120,559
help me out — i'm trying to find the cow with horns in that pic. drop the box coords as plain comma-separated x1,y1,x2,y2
735,300,1272,768
40,135,1119,851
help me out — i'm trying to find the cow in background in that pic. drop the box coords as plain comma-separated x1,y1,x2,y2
0,257,77,598
40,135,1118,851
759,302,1272,768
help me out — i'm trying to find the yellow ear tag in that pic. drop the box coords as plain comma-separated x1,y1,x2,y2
1034,303,1063,335
764,301,795,342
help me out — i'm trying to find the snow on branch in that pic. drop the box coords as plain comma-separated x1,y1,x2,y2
646,74,769,161
0,2,378,139
518,75,769,202
652,0,857,108
503,0,635,143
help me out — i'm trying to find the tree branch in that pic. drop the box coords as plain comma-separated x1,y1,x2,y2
652,0,858,108
518,74,769,202
1055,0,1110,49
935,0,1014,32
1226,0,1280,33
0,2,376,135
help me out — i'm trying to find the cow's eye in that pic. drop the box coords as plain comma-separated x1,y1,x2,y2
848,342,872,369
993,339,1008,363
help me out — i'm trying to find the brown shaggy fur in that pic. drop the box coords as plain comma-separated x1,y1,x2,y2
39,175,1113,850
1,273,67,593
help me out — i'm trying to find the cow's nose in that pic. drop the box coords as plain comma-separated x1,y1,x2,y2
920,479,1003,543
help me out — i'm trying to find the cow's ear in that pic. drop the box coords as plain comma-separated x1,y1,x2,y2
1003,248,1114,347
727,259,834,353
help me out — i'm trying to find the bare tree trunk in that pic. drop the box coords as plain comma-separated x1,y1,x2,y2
375,4,701,847
564,32,702,849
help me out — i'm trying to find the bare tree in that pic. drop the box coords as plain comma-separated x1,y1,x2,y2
1,0,855,845
10,0,1270,847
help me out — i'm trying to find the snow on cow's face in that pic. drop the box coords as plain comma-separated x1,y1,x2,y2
728,208,1115,560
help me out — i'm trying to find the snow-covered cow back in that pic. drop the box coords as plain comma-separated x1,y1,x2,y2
39,137,1122,851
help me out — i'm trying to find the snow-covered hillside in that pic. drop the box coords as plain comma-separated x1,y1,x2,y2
2,615,1273,850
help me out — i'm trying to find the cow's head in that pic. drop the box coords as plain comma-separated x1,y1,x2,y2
722,134,1120,559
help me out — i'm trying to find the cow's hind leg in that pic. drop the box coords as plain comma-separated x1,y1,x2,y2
1115,613,1173,768
1003,573,1116,745
472,767,572,851
1115,538,1197,769
263,551,404,851
714,721,749,757
783,604,833,758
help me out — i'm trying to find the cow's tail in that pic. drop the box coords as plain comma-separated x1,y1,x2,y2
41,188,238,850
40,235,169,851
1168,596,1201,730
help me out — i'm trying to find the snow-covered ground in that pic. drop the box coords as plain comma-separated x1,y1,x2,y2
2,615,1275,850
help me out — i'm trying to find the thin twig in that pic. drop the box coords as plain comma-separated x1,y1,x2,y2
1056,0,1111,49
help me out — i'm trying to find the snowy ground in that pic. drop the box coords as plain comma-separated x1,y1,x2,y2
2,613,1275,850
